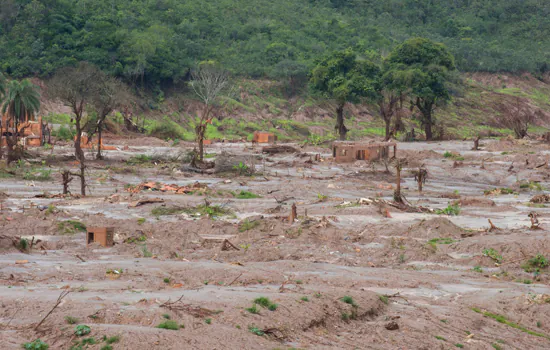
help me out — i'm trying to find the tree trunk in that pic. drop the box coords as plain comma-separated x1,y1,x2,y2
336,103,347,141
384,118,391,141
96,125,103,160
394,165,402,203
74,117,86,196
196,124,206,161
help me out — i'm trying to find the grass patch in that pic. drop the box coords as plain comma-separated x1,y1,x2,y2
57,220,87,235
473,265,483,273
435,204,461,216
443,151,464,161
238,219,260,232
519,181,544,191
300,296,309,302
435,335,446,341
152,204,233,219
245,304,259,314
105,336,120,344
341,295,357,307
156,320,180,330
428,237,456,249
483,248,503,263
522,254,548,273
235,190,261,199
205,318,212,324
472,308,550,339
23,168,52,181
74,325,91,336
253,297,278,311
455,344,464,348
65,316,79,324
379,295,389,305
484,187,516,195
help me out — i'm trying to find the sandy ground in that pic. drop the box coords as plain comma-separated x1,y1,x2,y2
1,137,550,349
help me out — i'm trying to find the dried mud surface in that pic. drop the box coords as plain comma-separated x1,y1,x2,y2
1,139,550,349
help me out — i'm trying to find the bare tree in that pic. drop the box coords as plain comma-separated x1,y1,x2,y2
48,62,101,196
190,63,231,161
393,158,408,203
497,97,540,139
89,75,130,159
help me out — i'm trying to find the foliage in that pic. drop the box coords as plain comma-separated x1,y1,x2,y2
238,219,260,232
483,248,503,263
235,190,261,199
52,125,76,141
522,254,549,273
435,204,460,216
248,326,264,336
1,79,40,122
65,316,79,324
74,325,91,336
23,339,49,350
253,297,278,311
156,320,180,330
472,308,550,340
57,220,87,234
245,304,259,314
233,162,251,176
340,295,357,307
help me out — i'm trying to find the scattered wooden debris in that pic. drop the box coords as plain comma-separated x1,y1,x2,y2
488,219,500,232
262,145,298,154
221,239,240,251
35,290,70,330
128,197,164,208
160,294,215,318
530,194,550,203
126,181,208,194
529,212,541,230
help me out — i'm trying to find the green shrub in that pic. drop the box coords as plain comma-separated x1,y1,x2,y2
156,320,180,330
53,125,76,141
74,325,91,336
23,339,49,350
435,204,460,216
483,248,503,263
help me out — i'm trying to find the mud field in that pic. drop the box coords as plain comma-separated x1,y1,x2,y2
2,138,550,349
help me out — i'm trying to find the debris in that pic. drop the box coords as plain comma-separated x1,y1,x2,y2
15,260,29,264
221,239,240,251
530,194,550,203
35,290,70,330
289,203,297,222
75,254,86,262
128,197,164,208
529,212,541,230
488,219,499,232
127,181,208,195
261,145,298,154
385,321,399,330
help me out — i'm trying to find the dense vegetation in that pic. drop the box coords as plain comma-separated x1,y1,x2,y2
1,0,549,88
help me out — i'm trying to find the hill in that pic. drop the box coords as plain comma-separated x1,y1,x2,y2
1,0,549,88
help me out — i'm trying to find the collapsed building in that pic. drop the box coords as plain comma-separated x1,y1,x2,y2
332,141,397,163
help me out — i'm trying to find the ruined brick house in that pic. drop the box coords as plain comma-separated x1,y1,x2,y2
332,141,397,163
253,131,277,143
1,111,45,147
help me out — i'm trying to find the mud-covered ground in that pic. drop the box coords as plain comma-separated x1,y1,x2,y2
1,137,550,349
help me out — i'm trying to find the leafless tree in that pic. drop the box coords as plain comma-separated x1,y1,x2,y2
89,75,130,159
190,63,232,161
377,92,399,141
393,158,408,203
48,62,101,196
497,97,540,139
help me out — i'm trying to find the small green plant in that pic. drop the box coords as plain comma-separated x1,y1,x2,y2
253,296,278,311
435,335,446,341
455,344,464,348
45,205,56,215
443,151,464,161
314,292,322,298
341,296,357,307
236,190,261,199
141,244,153,257
483,248,503,263
23,168,52,181
233,162,250,175
57,220,87,235
74,325,91,336
472,308,550,339
440,319,448,323
523,254,548,273
127,154,153,165
137,218,146,225
239,243,251,252
379,295,389,305
23,339,49,350
435,204,460,216
317,193,328,202
519,181,544,191
65,316,79,324
300,296,309,302
239,219,259,232
81,338,96,345
473,265,483,273
100,346,113,350
162,313,171,319
156,320,180,330
19,238,29,251
205,318,212,324
295,280,303,285
245,304,259,314
523,279,532,284
537,321,542,328
163,277,171,284
341,312,350,321
248,325,264,336
492,344,502,350
105,336,120,344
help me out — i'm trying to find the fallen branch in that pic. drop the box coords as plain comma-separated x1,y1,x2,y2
488,219,499,232
35,290,70,330
221,239,240,251
75,254,86,262
228,273,243,286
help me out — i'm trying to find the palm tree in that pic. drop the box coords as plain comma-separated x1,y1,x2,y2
1,79,41,163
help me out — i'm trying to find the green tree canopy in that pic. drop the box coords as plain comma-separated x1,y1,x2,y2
1,79,40,122
310,49,379,139
384,38,459,140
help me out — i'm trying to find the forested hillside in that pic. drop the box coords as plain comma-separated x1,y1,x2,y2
1,0,549,87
